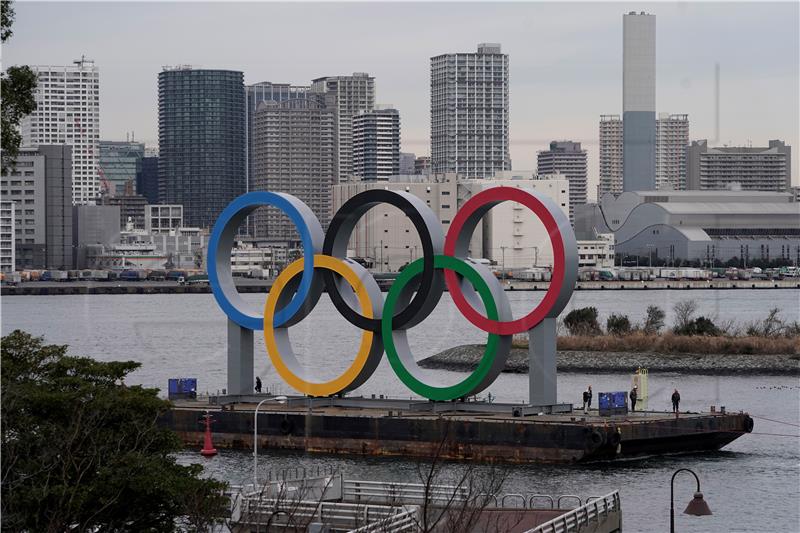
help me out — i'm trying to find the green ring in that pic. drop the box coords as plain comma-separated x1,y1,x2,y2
382,254,500,401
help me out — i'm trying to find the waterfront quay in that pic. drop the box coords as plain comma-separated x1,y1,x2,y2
163,395,753,464
3,277,799,296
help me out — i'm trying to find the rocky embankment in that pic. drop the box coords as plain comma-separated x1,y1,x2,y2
419,344,800,375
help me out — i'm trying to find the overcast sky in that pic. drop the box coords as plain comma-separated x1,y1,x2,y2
4,1,798,194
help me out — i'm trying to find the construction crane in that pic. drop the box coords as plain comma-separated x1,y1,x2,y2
97,165,112,198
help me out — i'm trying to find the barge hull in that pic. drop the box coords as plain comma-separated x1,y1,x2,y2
162,401,753,464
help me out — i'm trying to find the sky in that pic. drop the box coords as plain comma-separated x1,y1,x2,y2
3,1,799,196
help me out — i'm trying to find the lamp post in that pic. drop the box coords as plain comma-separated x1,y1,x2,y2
670,468,712,532
253,398,270,487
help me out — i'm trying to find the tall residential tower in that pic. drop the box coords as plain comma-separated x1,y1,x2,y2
537,141,587,222
251,94,337,240
353,107,401,181
158,67,246,228
20,58,100,205
622,12,656,191
430,43,510,178
245,82,310,191
655,113,689,190
311,74,375,182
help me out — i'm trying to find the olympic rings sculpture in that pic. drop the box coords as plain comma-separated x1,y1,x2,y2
208,187,577,401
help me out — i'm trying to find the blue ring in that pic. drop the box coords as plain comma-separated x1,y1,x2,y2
207,192,321,330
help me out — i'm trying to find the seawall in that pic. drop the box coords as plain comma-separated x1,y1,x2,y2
419,345,800,375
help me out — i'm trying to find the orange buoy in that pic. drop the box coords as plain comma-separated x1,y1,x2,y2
200,412,218,457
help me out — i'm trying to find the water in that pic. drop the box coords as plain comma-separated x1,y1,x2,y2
3,289,799,532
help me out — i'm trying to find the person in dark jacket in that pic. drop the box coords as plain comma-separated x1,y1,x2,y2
672,389,681,413
582,386,593,414
255,376,262,394
630,386,638,412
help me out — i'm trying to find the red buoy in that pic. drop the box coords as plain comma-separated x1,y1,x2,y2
200,412,218,457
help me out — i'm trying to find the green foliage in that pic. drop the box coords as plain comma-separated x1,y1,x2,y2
563,307,601,336
606,314,632,336
1,0,15,42
1,330,228,532
643,305,666,335
674,316,720,336
2,1,38,173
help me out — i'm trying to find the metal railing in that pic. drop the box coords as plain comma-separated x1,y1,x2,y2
349,506,420,533
343,479,471,505
522,491,621,533
237,498,413,531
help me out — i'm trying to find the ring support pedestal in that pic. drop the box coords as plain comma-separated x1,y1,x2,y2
228,319,254,396
529,317,557,406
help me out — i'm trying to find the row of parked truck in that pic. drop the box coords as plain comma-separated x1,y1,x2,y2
0,269,208,285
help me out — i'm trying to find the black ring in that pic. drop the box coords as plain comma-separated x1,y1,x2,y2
322,189,445,332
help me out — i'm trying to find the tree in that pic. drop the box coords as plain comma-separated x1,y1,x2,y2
672,299,698,332
606,314,631,336
563,307,601,336
1,1,39,173
643,305,666,335
1,330,227,532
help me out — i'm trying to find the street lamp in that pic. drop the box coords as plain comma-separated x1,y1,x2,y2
646,244,655,269
670,468,712,532
253,398,270,487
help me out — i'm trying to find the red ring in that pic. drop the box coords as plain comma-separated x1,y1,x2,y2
444,187,566,335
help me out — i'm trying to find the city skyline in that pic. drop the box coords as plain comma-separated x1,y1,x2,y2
4,2,798,193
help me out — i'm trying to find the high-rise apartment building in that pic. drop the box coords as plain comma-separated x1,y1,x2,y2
687,140,792,192
655,114,689,190
98,140,144,196
311,73,375,182
430,43,510,178
252,94,336,240
599,115,624,197
537,141,587,222
0,201,14,272
599,113,690,195
158,67,246,228
246,82,310,191
353,107,400,181
622,12,656,192
0,145,73,269
20,58,100,205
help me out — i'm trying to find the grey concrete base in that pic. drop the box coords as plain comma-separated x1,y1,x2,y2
227,319,254,396
529,318,557,406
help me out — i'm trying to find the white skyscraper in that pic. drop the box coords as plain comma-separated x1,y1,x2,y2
430,43,510,178
622,12,656,192
655,113,689,190
311,73,375,183
20,58,100,205
353,107,400,181
599,115,624,197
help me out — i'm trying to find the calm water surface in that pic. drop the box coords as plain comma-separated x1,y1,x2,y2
3,289,799,532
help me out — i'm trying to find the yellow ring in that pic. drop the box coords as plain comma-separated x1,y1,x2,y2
263,254,375,396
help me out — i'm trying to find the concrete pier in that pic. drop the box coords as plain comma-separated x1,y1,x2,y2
162,396,753,464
